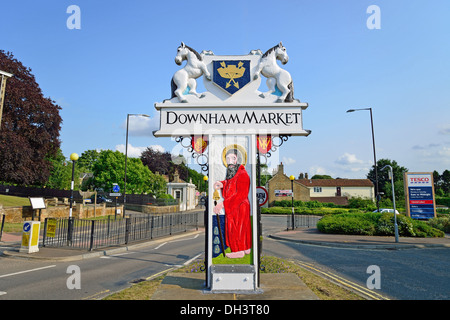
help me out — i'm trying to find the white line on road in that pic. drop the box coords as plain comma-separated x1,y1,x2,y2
183,253,202,266
0,265,56,279
100,252,134,259
154,242,167,250
0,291,7,296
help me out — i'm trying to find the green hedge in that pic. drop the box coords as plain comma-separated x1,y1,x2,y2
316,212,444,238
261,207,362,216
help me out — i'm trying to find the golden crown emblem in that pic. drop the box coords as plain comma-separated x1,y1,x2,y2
216,61,246,89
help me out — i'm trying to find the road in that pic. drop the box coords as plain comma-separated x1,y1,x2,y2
260,216,450,300
1,215,450,300
0,233,204,300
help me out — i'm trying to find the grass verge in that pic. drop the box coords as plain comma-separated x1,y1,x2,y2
103,255,365,300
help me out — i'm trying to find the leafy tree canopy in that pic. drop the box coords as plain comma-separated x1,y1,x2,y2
0,50,62,186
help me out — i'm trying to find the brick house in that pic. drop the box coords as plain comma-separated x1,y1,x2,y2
267,163,375,206
266,163,310,206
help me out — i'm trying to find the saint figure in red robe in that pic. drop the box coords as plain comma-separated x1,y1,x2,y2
213,148,251,259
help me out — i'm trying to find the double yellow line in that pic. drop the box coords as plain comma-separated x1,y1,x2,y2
294,260,390,300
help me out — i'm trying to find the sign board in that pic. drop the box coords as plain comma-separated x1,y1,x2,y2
154,103,309,137
256,186,268,206
275,189,293,197
112,184,120,193
46,219,57,238
29,197,46,210
109,193,121,197
20,221,40,253
152,42,311,292
404,172,436,219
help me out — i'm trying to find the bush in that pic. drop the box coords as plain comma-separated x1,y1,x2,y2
317,214,376,235
376,212,415,237
317,212,444,238
428,216,450,233
412,220,445,238
347,197,375,210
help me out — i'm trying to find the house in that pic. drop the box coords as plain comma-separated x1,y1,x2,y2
266,163,310,206
266,163,375,206
297,177,375,205
166,170,197,211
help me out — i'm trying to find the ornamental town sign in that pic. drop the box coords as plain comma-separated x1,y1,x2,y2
154,42,310,138
153,42,311,293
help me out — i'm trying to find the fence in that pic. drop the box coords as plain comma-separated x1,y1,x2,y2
286,214,322,230
42,212,199,251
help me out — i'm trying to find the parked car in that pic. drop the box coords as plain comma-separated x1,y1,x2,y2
91,195,112,203
373,208,399,214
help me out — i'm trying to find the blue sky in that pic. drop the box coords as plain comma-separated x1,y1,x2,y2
2,0,450,179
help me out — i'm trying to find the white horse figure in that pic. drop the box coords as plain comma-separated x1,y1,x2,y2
171,42,211,103
254,42,294,102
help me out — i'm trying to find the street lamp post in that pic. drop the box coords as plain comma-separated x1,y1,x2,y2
290,175,295,230
124,114,150,214
382,165,399,243
346,108,380,212
0,70,13,130
68,152,79,245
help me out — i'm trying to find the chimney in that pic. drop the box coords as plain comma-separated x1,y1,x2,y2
278,162,284,174
305,173,308,179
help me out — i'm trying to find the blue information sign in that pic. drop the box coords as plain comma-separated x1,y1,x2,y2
405,173,436,220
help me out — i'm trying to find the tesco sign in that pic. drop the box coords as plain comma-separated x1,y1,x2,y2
404,172,435,219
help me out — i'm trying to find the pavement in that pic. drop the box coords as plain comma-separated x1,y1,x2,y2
2,228,450,300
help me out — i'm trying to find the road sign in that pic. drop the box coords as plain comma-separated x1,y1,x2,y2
109,193,121,197
256,186,268,206
112,184,120,193
20,221,40,253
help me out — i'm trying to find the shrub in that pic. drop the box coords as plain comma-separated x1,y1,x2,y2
317,214,376,236
427,216,450,233
347,197,375,210
412,220,444,238
376,212,415,237
317,212,444,238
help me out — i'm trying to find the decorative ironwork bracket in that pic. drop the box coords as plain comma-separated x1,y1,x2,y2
174,136,209,174
257,134,291,165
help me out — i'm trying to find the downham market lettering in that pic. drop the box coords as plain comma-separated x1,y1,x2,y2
166,111,302,126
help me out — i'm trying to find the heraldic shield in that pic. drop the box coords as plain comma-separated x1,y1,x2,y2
213,60,251,95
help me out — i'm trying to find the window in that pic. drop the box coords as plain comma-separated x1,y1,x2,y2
313,187,322,193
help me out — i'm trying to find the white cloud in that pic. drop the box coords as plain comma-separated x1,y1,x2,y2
122,114,160,137
335,153,364,165
309,166,328,176
282,156,296,166
438,125,450,135
115,144,165,158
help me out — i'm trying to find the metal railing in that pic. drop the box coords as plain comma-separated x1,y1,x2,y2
42,212,199,251
286,214,322,230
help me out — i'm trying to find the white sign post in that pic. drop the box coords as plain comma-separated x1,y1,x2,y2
153,42,310,292
20,221,40,253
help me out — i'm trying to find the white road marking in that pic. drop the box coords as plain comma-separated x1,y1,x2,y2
154,242,167,250
183,253,202,266
0,265,56,279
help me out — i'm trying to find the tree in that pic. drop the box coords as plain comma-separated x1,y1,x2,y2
0,51,62,186
91,150,166,196
367,159,408,201
310,174,333,179
442,170,450,195
45,149,82,190
77,149,100,172
141,147,171,176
